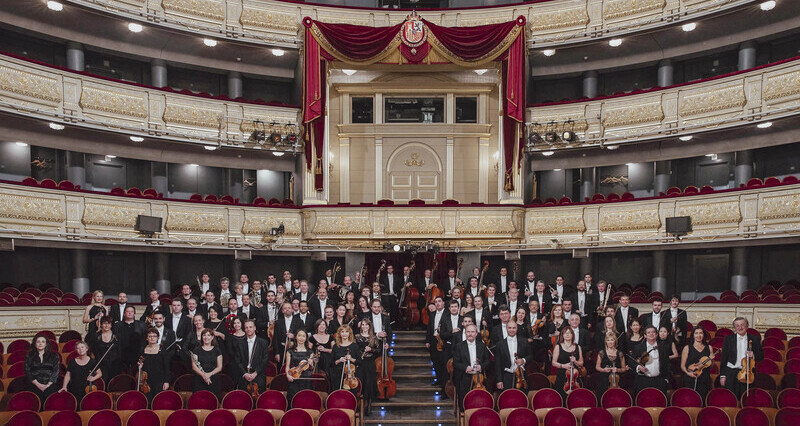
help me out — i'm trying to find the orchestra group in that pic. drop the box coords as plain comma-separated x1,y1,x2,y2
22,263,764,415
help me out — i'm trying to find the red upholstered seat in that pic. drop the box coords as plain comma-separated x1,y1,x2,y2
40,179,57,188
736,407,769,426
8,411,42,426
746,178,764,188
268,373,288,391
468,407,501,426
204,194,218,202
22,177,39,186
204,409,237,426
756,359,780,375
81,391,112,410
87,410,121,426
789,337,800,349
187,390,218,410
165,409,200,426
636,387,667,407
6,361,26,378
44,391,77,411
683,185,699,195
566,388,597,409
327,389,358,411
764,347,784,363
463,389,494,410
707,388,738,407
116,390,148,410
526,372,551,390
591,193,605,202
602,388,632,408
671,388,703,407
279,409,313,426
110,187,125,196
532,388,563,409
257,390,288,411
607,193,621,201
47,410,82,426
764,337,786,351
783,176,800,184
221,390,252,410
242,409,276,426
506,408,538,426
697,406,733,425
581,407,614,426
777,407,800,426
7,339,30,353
778,389,800,408
8,391,41,411
318,408,351,426
786,359,800,375
189,194,203,201
107,374,137,392
498,389,528,409
765,177,781,186
741,388,774,408
716,328,734,339
127,410,161,426
152,390,184,410
253,197,267,206
659,406,692,426
543,407,577,426
620,406,652,426
173,374,193,391
291,389,321,411
621,192,635,200
126,187,142,196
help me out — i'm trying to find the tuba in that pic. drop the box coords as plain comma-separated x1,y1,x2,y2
250,289,262,307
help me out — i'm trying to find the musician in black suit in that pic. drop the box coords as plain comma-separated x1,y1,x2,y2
151,312,177,357
198,291,223,321
719,317,764,398
567,313,592,356
272,302,304,365
551,276,574,305
464,277,485,300
439,300,464,351
379,265,402,320
631,325,671,396
495,321,532,391
453,324,490,410
529,282,552,317
234,319,269,390
615,294,639,334
588,281,612,326
140,289,166,325
571,280,592,328
638,299,671,331
426,297,448,391
666,296,689,345
308,288,335,320
114,305,146,374
495,267,512,295
108,292,129,323
238,294,267,333
490,305,513,349
368,298,393,355
295,301,317,334
166,299,192,343
483,284,501,326
443,268,461,295
193,273,218,300
468,296,490,333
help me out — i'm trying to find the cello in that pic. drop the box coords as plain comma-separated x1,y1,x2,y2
376,337,396,399
421,258,443,325
399,260,420,328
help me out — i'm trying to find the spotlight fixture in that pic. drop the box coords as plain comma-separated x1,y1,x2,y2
553,168,562,171
757,121,773,129
393,244,401,252
15,142,28,147
248,120,267,145
272,151,285,157
48,122,65,130
605,145,619,150
341,69,357,76
541,151,554,156
681,22,697,32
270,223,285,236
679,135,693,141
543,49,556,57
527,122,542,147
127,23,143,33
271,48,285,57
203,38,218,47
705,153,718,161
608,38,623,47
474,69,488,75
760,1,776,11
561,120,576,142
129,136,144,142
46,1,63,11
188,163,199,167
203,145,217,151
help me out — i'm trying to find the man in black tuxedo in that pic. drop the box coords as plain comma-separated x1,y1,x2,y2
453,324,490,410
193,273,217,300
272,302,303,365
444,268,461,295
719,317,764,398
452,316,474,344
567,313,591,356
468,296,490,334
551,276,574,305
495,321,532,391
495,267,511,295
262,290,279,325
110,292,129,323
666,296,689,345
439,300,464,352
632,326,671,396
140,289,165,326
308,288,334,320
426,297,448,390
184,298,200,319
490,305,512,349
464,277,484,300
152,312,177,358
239,294,266,332
199,290,223,321
571,280,591,327
114,305,146,374
588,280,611,326
368,298,393,355
166,299,191,343
615,294,639,334
638,299,671,331
295,301,317,333
530,281,552,317
379,264,402,320
234,320,269,390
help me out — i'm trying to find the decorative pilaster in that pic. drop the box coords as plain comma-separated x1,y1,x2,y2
446,137,454,199
375,138,383,202
340,137,350,203
479,137,489,203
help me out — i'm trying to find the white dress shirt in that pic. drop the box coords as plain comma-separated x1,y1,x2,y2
652,312,662,327
499,276,507,293
246,336,256,369
318,299,328,317
118,303,126,319
387,275,395,294
241,306,250,318
187,309,197,318
372,313,384,333
643,342,660,377
283,315,293,334
526,281,536,294
670,308,678,329
474,309,483,328
450,314,459,333
156,325,165,345
508,300,518,315
467,341,477,368
727,334,749,370
620,306,629,329
577,292,586,315
506,336,518,372
470,286,480,297
241,283,249,294
433,309,444,335
171,314,182,332
284,281,293,292
200,283,210,295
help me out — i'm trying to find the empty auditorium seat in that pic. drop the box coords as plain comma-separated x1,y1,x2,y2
637,388,667,407
257,390,288,411
152,390,184,410
707,388,739,408
602,388,633,408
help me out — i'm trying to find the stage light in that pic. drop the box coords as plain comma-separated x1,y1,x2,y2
393,244,401,252
203,38,218,47
342,69,357,76
757,121,773,129
49,122,65,130
188,163,199,167
128,23,143,33
272,151,285,157
47,1,63,11
543,49,556,57
553,169,562,171
15,142,28,147
679,135,693,141
561,130,576,142
760,1,776,11
130,136,144,142
541,151,554,156
681,23,697,32
474,69,488,75
606,145,619,150
271,48,285,56
609,38,623,47
204,145,217,151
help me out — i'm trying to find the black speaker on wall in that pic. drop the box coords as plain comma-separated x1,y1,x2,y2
665,216,692,236
135,215,163,235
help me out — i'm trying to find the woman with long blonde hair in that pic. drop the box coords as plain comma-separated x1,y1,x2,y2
330,324,361,391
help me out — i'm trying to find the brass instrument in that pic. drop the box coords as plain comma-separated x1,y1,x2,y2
220,291,231,309
250,289,262,308
596,284,613,316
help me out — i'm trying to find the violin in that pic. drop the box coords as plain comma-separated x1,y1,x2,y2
399,260,420,328
737,340,755,385
288,353,318,379
688,347,719,375
137,356,150,394
514,352,527,390
376,337,397,399
267,321,275,341
564,357,581,393
608,367,619,388
471,365,486,391
421,258,443,326
436,324,445,352
86,340,115,394
247,381,260,399
341,349,359,390
531,317,546,338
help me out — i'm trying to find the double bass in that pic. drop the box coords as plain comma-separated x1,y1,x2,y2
421,258,443,325
376,337,396,399
399,260,420,328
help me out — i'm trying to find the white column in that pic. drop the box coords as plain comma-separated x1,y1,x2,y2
340,137,350,203
478,137,489,203
446,93,455,124
478,93,487,124
446,137,454,199
375,138,383,202
375,93,383,124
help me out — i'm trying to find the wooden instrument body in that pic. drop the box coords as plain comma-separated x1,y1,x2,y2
421,258,441,325
376,347,396,399
513,353,527,390
471,372,486,390
399,260,420,328
289,359,312,379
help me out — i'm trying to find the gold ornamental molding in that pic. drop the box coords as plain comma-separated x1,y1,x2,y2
603,0,665,20
599,207,661,232
528,7,589,32
82,202,146,228
79,85,148,119
527,213,586,235
163,104,222,129
0,64,62,104
240,9,298,32
758,193,800,221
763,70,800,103
456,216,517,235
165,210,228,233
242,214,302,236
385,217,444,235
602,100,664,128
0,193,65,223
162,0,225,21
676,201,742,226
312,216,373,236
678,85,747,117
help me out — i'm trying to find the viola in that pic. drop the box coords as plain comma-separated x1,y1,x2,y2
513,353,527,390
445,358,456,399
421,258,442,326
436,324,445,352
399,260,420,328
137,356,150,394
531,317,546,337
688,347,719,375
267,321,275,341
87,340,115,394
737,340,755,384
376,337,396,399
471,368,486,390
247,381,260,399
480,327,491,348
342,349,359,390
608,368,619,388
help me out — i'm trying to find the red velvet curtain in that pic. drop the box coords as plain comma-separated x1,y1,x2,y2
424,19,519,62
313,21,403,62
303,21,326,190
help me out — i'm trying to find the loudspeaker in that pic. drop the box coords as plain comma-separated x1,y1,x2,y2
135,215,162,234
504,251,521,261
235,250,252,261
572,248,589,259
311,252,327,262
666,216,692,236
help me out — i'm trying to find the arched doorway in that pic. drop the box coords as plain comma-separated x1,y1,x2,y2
386,143,442,203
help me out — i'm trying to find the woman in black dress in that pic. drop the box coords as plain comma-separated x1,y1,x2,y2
356,319,379,415
286,329,316,407
659,326,680,361
343,291,356,324
82,290,109,338
594,316,620,352
594,332,628,399
88,316,120,382
140,328,170,402
185,315,207,353
59,341,100,404
329,305,348,336
310,319,333,374
330,324,361,392
513,307,530,341
547,305,567,347
356,296,371,323
680,326,712,400
204,307,228,345
552,327,584,400
226,317,246,380
626,319,644,356
25,333,60,405
191,328,223,399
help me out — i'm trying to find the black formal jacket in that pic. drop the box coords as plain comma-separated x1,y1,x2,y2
307,296,334,320
490,323,508,350
109,303,129,323
719,333,764,378
452,339,491,384
551,285,576,304
139,302,166,323
165,313,192,342
638,311,672,332
569,291,592,320
495,336,532,388
379,273,403,296
468,308,491,332
664,308,689,341
631,339,671,379
426,309,447,348
614,306,639,334
569,326,592,356
272,315,304,357
198,302,223,321
439,314,464,350
234,335,269,376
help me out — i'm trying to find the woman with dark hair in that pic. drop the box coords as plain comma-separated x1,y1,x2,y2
191,328,223,399
626,319,644,356
310,319,333,374
552,327,584,400
286,329,316,407
140,328,170,402
681,326,712,399
330,305,347,335
88,316,120,382
59,341,100,404
226,316,246,380
356,319,379,415
659,326,680,360
204,306,228,342
356,296,371,323
343,291,356,322
25,333,60,404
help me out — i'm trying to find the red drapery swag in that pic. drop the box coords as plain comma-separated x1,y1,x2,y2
303,15,525,191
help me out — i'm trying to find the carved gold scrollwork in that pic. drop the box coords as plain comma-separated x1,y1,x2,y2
240,9,298,31
602,101,664,128
162,0,224,21
677,201,742,226
80,86,148,119
166,211,227,233
82,203,146,228
385,217,444,235
603,0,665,20
0,65,62,103
759,193,800,220
529,7,589,32
313,216,372,235
0,194,64,222
679,86,746,117
763,70,800,102
527,214,586,234
599,208,660,232
163,104,221,129
457,216,516,235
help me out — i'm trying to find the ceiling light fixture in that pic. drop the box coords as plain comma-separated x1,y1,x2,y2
203,38,217,47
605,145,619,150
106,155,116,159
757,121,773,129
474,69,488,75
541,151,554,156
128,23,143,33
760,1,776,11
271,48,285,57
543,49,556,57
188,163,199,167
46,1,63,11
272,151,285,157
341,69,357,76
15,142,28,147
681,22,697,32
48,122,65,130
609,38,623,47
129,136,144,142
204,145,217,151
679,135,693,141
553,169,562,172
